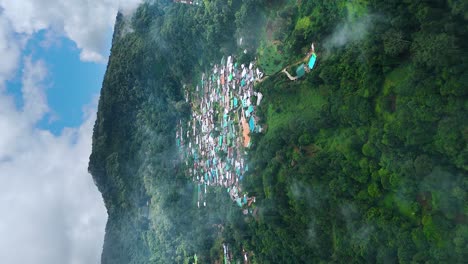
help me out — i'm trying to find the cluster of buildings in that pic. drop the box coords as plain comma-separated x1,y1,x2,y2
173,0,202,6
222,243,251,264
175,55,264,210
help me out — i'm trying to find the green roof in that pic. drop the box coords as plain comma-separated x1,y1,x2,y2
296,64,306,78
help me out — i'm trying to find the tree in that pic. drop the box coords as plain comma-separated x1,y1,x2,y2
382,29,410,56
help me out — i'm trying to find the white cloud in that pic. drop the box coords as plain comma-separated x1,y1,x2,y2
21,57,49,122
0,0,143,63
0,58,107,264
0,14,20,86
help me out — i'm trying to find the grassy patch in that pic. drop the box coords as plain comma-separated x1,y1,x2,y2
383,65,411,96
258,42,287,75
264,83,325,138
375,65,411,121
345,0,368,20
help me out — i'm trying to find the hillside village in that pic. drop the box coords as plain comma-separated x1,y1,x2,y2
176,55,264,215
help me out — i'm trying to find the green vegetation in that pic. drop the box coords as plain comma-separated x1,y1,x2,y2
89,0,467,263
258,42,286,75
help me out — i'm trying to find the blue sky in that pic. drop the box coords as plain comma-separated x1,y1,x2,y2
0,25,111,264
6,30,108,134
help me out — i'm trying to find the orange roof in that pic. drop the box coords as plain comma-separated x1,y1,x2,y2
241,113,251,147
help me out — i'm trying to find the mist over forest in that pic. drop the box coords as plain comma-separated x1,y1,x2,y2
89,0,467,263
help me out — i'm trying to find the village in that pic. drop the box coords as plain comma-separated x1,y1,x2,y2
171,5,318,262
176,55,264,218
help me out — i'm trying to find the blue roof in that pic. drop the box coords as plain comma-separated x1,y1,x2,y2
241,79,246,87
249,116,255,132
308,53,317,69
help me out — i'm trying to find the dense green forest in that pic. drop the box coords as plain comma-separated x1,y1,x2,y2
89,0,467,263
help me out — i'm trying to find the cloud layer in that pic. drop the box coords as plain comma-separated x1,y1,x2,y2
0,57,107,264
0,0,143,63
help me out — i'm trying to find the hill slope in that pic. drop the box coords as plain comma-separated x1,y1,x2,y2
89,1,467,263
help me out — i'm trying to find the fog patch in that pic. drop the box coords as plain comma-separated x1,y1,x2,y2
289,180,328,247
340,202,375,250
289,180,328,210
419,167,465,219
324,14,377,50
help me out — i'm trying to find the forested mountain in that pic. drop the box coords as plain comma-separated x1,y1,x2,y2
89,0,467,263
